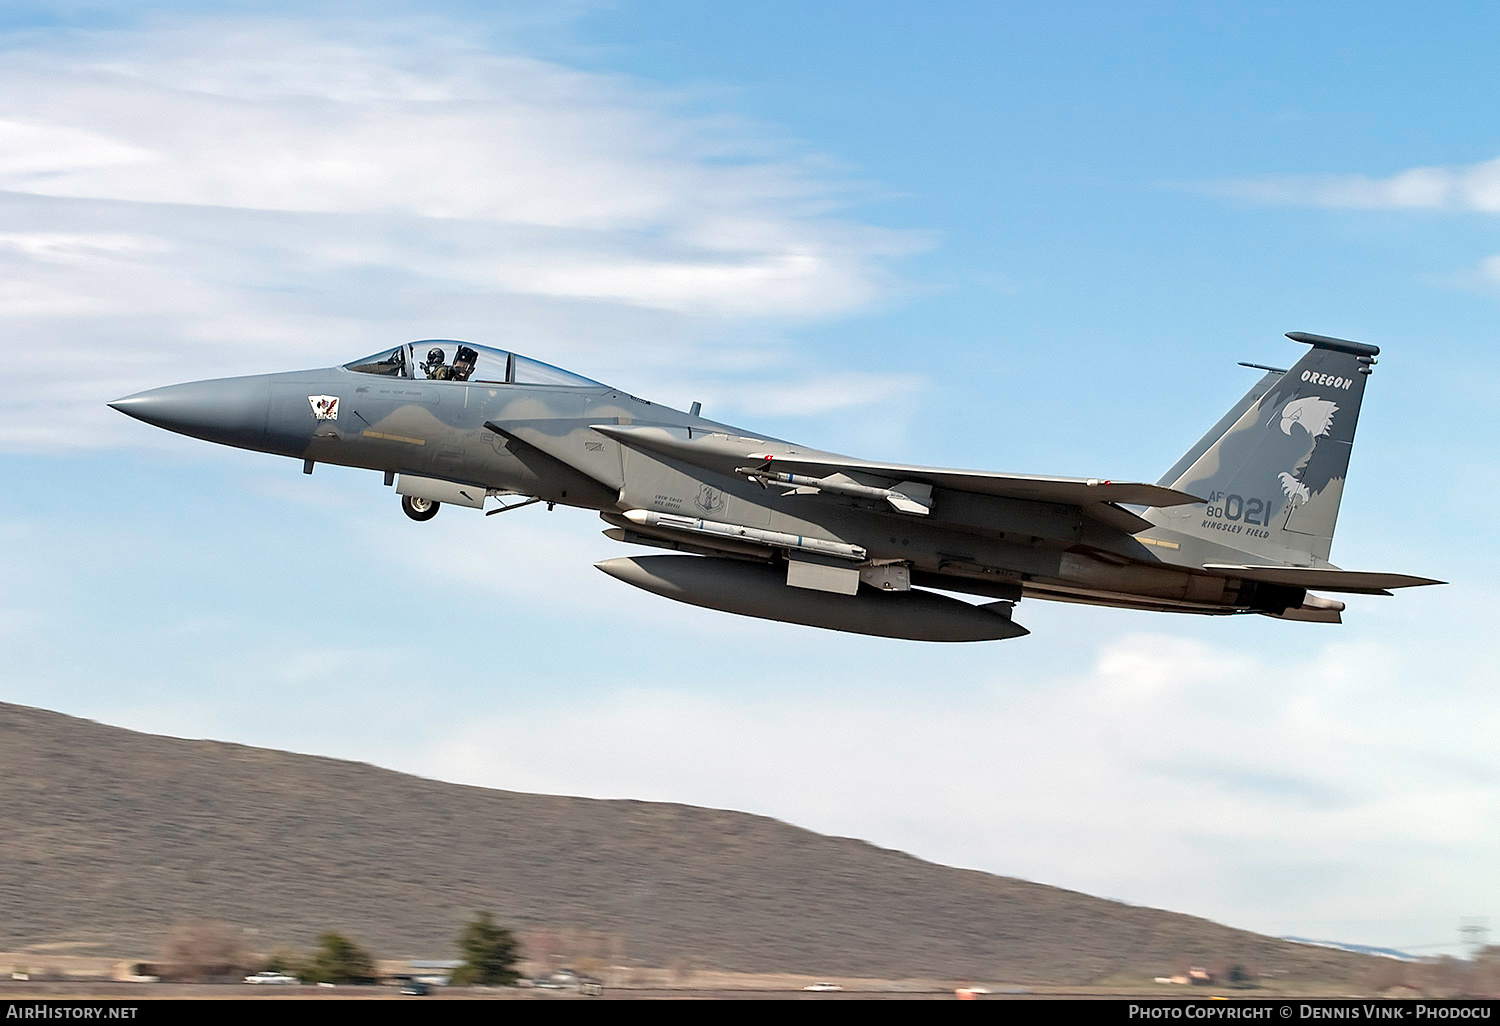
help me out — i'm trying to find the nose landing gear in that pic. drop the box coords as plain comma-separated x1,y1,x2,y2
402,494,440,521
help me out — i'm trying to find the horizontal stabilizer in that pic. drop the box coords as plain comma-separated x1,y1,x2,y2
1204,564,1445,593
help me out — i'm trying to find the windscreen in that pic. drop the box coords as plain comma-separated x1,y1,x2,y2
344,346,410,377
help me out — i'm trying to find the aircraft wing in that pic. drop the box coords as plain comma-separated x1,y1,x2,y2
591,423,1200,533
1202,564,1446,593
749,454,1199,508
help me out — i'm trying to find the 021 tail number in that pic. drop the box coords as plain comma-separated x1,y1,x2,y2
1203,491,1275,526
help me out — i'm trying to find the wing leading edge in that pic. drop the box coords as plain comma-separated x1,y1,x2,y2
756,454,1200,509
591,423,1200,533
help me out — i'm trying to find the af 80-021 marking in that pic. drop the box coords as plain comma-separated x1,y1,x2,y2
1202,492,1276,527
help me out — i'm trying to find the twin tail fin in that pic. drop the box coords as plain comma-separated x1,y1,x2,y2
1146,332,1379,564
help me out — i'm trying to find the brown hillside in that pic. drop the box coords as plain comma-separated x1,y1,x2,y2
0,702,1373,984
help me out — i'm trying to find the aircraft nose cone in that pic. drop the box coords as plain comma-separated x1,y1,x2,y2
107,394,156,418
108,378,271,449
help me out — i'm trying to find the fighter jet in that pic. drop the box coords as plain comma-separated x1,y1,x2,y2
109,332,1441,642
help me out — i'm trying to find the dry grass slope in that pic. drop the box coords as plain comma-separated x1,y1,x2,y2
0,702,1376,985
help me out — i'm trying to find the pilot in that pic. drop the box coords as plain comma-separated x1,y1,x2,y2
424,347,453,380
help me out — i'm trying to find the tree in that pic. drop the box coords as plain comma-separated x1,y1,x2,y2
303,932,376,985
1225,963,1255,988
452,912,521,986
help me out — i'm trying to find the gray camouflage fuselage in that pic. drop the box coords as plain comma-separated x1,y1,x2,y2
109,333,1441,642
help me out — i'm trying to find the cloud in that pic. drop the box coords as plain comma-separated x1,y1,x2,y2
0,117,153,176
0,16,926,450
1211,155,1500,212
689,371,928,418
400,628,1500,947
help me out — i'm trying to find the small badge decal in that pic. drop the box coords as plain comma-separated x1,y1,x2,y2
693,484,725,515
309,395,340,420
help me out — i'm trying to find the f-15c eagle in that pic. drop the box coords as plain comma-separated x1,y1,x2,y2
110,331,1441,642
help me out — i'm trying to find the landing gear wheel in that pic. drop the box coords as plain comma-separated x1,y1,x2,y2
402,495,440,522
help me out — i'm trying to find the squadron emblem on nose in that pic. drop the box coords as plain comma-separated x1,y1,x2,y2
308,395,340,420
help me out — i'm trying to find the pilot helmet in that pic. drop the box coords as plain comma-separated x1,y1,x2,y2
426,347,446,365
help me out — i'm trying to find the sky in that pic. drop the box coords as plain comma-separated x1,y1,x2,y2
0,1,1495,960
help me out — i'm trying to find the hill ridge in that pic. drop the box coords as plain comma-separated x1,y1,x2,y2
0,701,1372,984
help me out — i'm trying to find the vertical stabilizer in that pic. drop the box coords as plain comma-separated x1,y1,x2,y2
1155,365,1285,489
1145,332,1379,564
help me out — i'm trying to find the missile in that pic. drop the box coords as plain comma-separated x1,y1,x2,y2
735,467,932,515
621,509,866,561
595,555,1029,642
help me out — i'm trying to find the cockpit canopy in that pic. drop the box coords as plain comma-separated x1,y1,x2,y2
343,340,604,388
